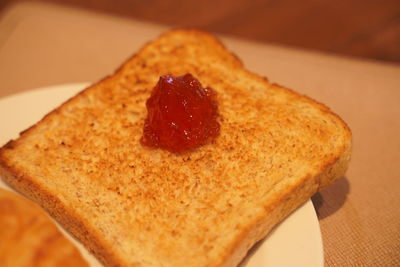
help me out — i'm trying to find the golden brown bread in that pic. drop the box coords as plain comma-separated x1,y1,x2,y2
0,29,351,266
0,188,88,267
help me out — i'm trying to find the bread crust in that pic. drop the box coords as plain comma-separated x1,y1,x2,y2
0,29,352,267
0,162,121,266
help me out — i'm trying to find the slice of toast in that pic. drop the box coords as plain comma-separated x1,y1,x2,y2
0,188,88,267
0,29,351,266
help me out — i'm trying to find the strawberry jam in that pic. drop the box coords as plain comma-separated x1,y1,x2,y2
141,74,220,153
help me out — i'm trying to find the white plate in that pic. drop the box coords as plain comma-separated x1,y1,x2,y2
0,83,324,267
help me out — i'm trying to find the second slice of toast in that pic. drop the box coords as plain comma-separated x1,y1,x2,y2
0,188,89,267
0,30,351,266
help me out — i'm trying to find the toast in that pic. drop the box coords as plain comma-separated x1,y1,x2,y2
0,29,351,266
0,188,88,267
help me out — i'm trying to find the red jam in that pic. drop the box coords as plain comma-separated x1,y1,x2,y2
141,74,220,153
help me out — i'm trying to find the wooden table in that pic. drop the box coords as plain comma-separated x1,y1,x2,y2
1,0,399,63
0,2,399,266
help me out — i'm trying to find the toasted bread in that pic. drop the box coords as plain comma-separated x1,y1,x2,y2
0,188,88,267
0,29,351,266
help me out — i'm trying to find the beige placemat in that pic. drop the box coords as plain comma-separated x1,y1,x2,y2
0,2,399,266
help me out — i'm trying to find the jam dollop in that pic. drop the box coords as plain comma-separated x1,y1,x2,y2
141,74,220,153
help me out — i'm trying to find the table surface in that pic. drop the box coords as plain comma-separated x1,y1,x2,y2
0,2,399,266
2,0,400,63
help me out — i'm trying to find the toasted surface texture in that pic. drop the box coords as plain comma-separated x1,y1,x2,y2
0,29,351,267
0,188,88,267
